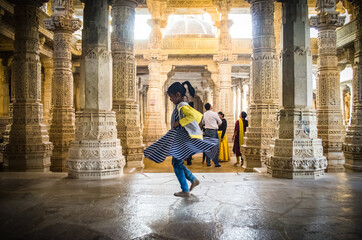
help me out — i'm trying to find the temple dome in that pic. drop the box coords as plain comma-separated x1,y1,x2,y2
164,16,216,38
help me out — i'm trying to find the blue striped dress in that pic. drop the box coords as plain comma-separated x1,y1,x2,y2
144,107,219,163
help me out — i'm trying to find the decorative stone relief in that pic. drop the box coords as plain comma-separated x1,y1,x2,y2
0,0,53,171
343,0,362,171
110,0,145,168
44,0,81,172
0,61,9,139
310,5,346,172
242,0,279,171
142,5,168,146
269,0,327,179
66,0,124,179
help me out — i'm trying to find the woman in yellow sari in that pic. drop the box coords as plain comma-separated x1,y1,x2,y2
217,112,231,162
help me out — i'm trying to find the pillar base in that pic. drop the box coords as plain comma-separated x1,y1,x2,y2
242,104,278,170
0,116,8,138
324,152,345,173
66,110,125,179
114,103,144,168
270,109,328,179
1,103,53,172
343,124,362,172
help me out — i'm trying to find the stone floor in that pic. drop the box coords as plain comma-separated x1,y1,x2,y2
0,172,362,240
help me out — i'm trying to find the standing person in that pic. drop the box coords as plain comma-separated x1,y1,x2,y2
144,81,219,197
218,112,230,162
232,111,248,166
202,103,222,167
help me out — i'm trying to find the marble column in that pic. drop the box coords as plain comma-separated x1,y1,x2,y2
213,1,235,141
269,0,327,179
0,61,9,138
73,66,81,111
143,17,167,146
242,0,279,171
214,59,235,140
343,0,362,171
44,0,81,172
211,73,220,111
236,86,241,119
310,2,346,172
41,58,53,129
66,0,125,179
0,0,53,171
110,0,144,168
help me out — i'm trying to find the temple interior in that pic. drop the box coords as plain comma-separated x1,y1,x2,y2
0,0,362,239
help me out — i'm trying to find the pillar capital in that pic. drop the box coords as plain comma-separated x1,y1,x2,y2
110,0,143,8
44,0,82,32
310,12,345,30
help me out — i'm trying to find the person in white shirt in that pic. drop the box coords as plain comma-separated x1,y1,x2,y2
202,103,222,167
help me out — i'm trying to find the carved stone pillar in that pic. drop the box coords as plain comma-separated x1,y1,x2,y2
142,14,167,146
143,57,167,145
0,61,9,138
0,0,53,171
213,1,234,141
211,73,219,111
66,0,125,179
73,66,81,111
234,85,242,121
343,0,362,171
242,0,279,171
233,86,237,120
310,2,346,172
214,58,235,140
0,59,10,138
44,0,81,172
110,0,144,168
41,58,53,129
269,0,327,179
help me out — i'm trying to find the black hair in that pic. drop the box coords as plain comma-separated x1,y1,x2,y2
218,112,224,117
205,103,211,110
241,111,247,119
167,81,195,97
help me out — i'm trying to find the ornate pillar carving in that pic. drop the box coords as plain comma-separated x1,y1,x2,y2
242,0,279,171
0,60,9,138
44,0,81,172
110,0,144,168
213,0,235,141
41,58,53,129
343,0,362,171
269,0,327,179
1,0,53,171
142,1,168,145
310,0,346,172
66,0,125,179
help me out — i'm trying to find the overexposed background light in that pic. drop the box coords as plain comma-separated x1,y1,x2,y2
340,67,353,81
229,14,252,38
135,14,152,39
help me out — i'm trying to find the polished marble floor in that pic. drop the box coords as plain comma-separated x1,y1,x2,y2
0,171,361,240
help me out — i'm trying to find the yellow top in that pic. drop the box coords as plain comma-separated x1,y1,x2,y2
178,104,203,139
